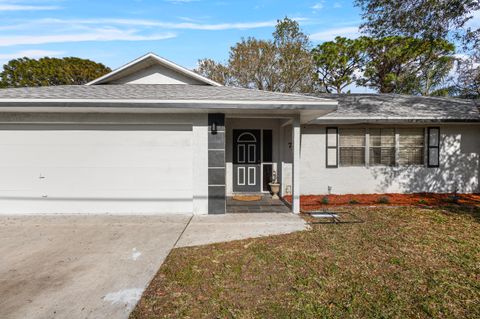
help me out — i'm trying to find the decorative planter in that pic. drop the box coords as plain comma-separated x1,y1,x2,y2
269,182,281,199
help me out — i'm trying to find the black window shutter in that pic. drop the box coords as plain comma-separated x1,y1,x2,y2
326,127,338,168
427,127,440,167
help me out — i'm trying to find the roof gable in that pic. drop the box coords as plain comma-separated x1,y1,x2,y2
86,53,221,86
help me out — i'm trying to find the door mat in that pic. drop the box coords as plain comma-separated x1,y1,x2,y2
232,195,262,202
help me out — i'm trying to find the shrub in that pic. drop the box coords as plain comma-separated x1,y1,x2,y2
321,196,329,205
418,199,428,205
349,199,359,205
444,195,460,204
377,196,390,204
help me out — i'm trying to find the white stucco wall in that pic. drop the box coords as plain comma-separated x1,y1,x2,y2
0,112,209,214
299,124,480,194
110,64,206,85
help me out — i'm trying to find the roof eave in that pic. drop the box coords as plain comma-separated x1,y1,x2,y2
311,117,480,124
0,101,337,124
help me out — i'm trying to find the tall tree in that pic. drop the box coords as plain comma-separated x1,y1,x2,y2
0,57,111,87
311,36,368,93
355,0,480,48
358,36,455,94
272,17,315,92
456,53,480,98
195,17,316,93
228,37,278,90
195,58,233,86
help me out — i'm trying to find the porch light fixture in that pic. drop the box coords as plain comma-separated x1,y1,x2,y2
211,121,217,134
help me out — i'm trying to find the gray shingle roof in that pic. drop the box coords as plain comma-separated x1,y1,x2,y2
0,84,330,103
313,93,480,122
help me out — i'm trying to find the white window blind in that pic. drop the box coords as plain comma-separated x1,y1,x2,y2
398,128,425,165
339,128,365,166
369,128,395,166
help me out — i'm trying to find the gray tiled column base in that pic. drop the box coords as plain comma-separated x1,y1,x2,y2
208,114,226,214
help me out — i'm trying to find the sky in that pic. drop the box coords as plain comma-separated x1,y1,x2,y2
0,0,367,90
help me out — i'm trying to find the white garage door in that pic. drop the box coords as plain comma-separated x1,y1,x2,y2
0,124,193,214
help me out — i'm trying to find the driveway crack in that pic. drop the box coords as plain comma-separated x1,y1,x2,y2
173,215,193,248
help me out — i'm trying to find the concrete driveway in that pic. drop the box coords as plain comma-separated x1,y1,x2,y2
0,213,307,319
0,215,190,319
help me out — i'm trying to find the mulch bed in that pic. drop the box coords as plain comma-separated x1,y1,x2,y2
284,193,480,212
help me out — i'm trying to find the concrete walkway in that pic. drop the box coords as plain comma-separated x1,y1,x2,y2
176,213,308,247
0,213,307,319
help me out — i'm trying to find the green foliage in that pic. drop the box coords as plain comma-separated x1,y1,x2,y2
355,0,480,50
311,36,368,93
195,17,317,93
377,196,390,204
195,58,233,86
349,199,360,205
444,195,460,204
358,36,455,94
0,57,111,88
196,17,459,97
321,196,329,205
418,199,428,205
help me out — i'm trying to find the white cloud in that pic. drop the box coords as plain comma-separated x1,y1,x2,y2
0,0,60,11
35,18,279,31
164,0,199,3
0,49,64,59
333,2,342,8
0,4,58,10
0,29,176,46
312,2,324,10
310,26,360,41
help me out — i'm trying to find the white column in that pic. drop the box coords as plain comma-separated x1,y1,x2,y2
279,124,284,197
292,117,301,214
193,114,209,215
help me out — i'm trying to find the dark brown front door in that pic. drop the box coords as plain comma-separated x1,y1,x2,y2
233,129,261,192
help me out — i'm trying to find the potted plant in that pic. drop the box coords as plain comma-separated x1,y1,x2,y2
268,170,281,199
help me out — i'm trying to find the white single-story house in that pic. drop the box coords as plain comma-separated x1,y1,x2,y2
0,53,478,215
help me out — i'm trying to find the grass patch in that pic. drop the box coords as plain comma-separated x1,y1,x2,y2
131,206,480,319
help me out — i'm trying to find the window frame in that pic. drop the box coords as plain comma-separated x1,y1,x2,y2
427,127,440,168
326,126,436,168
368,128,396,167
325,127,338,168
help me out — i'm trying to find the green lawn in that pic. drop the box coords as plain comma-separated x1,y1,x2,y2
131,205,480,319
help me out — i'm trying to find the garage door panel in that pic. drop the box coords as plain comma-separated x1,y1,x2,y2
0,146,192,168
35,168,192,192
0,124,192,145
0,167,193,191
0,125,194,214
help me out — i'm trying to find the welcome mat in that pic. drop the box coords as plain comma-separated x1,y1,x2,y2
232,195,262,202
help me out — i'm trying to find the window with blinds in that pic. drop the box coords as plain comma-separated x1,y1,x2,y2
369,128,395,166
398,128,425,165
339,128,365,166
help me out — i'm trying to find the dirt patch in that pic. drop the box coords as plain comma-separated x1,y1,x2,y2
283,193,480,211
